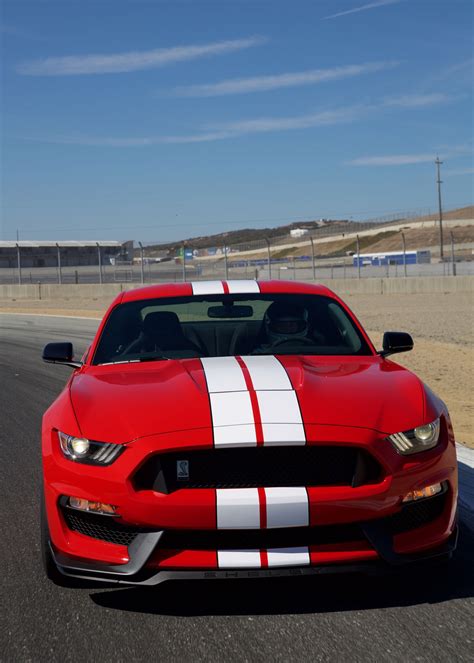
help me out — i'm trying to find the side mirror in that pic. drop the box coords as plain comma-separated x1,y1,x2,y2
42,342,82,369
379,332,414,358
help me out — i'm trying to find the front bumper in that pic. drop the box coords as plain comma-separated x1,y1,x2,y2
50,519,459,586
43,424,458,584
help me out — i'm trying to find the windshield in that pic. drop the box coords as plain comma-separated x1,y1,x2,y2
92,293,372,365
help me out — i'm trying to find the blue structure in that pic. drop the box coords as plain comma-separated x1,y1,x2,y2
353,250,431,267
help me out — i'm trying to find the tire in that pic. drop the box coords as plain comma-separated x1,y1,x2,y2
41,490,83,588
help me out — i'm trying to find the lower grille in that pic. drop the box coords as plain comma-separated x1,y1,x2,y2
389,492,447,534
132,445,382,494
159,523,365,551
61,493,447,549
62,508,149,546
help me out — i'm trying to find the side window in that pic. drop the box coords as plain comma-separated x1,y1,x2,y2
327,302,362,351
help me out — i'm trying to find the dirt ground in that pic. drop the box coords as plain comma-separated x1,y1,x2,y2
346,293,473,448
1,291,473,447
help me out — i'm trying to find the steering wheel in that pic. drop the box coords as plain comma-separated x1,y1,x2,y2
267,336,315,349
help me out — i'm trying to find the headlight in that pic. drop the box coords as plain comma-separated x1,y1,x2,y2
387,418,440,455
58,431,124,465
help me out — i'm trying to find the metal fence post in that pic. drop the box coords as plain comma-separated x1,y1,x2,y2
356,235,361,279
16,243,22,285
96,243,103,284
265,238,271,279
56,243,62,284
224,243,229,281
450,232,456,276
182,243,187,282
138,241,145,284
310,237,316,280
401,232,407,277
292,256,296,280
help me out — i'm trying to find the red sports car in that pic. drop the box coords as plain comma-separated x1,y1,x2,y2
41,280,458,586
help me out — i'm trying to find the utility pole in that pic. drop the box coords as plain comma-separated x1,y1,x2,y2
435,157,444,260
16,243,22,285
450,231,456,276
56,243,62,284
310,237,316,281
96,242,103,284
264,238,271,279
223,243,229,281
401,232,407,277
138,241,145,284
356,234,361,279
182,243,187,282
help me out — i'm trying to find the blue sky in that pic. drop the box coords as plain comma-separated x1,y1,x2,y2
1,0,473,242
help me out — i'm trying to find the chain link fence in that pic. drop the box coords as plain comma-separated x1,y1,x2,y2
1,209,473,285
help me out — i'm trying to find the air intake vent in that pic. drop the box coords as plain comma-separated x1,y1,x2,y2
132,445,382,494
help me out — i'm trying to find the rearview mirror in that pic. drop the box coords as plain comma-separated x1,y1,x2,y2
207,305,254,319
379,332,414,358
42,342,82,368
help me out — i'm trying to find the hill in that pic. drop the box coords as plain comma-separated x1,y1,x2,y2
142,205,473,258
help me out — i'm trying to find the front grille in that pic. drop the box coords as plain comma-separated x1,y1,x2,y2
389,491,447,534
159,523,365,551
132,445,382,494
62,508,150,546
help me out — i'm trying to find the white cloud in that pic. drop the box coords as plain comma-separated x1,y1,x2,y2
210,106,368,134
16,36,267,75
32,131,237,147
171,60,400,97
30,90,457,147
349,153,438,166
323,0,401,20
382,92,454,108
444,167,474,177
348,146,473,166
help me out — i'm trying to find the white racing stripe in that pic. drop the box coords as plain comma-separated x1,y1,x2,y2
201,352,306,447
240,355,291,390
226,280,260,294
267,547,310,567
216,486,309,530
217,547,311,569
202,357,255,447
264,487,309,528
210,392,256,447
201,357,246,393
191,281,224,295
216,488,260,529
217,550,261,568
257,390,306,445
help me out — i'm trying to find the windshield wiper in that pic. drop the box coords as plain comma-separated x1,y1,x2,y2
97,355,170,366
136,355,170,362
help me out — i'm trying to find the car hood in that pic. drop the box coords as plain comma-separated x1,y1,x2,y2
70,355,426,444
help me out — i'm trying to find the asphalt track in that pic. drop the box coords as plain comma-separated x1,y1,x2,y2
1,313,473,663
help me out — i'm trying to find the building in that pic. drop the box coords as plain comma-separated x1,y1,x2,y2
0,240,133,268
290,228,309,238
353,250,431,267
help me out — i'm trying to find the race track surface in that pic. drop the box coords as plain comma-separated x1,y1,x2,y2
1,314,473,663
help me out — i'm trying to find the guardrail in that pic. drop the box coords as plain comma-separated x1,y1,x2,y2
1,276,472,301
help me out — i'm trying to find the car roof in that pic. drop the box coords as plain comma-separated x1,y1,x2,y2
121,280,337,303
